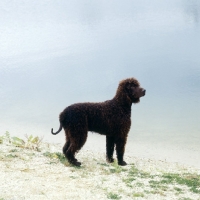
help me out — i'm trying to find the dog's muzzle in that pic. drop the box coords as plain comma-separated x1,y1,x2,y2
142,89,146,96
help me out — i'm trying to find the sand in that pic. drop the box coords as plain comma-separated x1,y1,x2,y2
0,139,200,200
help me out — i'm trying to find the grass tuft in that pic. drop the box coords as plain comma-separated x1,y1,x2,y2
0,132,43,151
43,151,71,166
161,173,200,194
133,192,145,197
107,192,121,199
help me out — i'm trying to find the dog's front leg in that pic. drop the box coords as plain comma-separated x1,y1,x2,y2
106,136,115,163
116,137,127,166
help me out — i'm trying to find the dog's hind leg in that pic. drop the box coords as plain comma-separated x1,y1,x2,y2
65,147,81,166
106,136,115,163
65,128,88,167
63,130,74,160
63,141,70,156
63,140,78,162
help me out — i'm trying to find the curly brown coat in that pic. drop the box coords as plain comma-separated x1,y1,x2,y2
51,78,146,166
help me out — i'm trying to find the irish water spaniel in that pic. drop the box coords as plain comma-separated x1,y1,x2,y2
51,78,146,166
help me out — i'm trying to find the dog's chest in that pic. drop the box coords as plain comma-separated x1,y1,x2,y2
88,111,131,135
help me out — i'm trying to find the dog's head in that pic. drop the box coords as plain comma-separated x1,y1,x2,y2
116,78,146,104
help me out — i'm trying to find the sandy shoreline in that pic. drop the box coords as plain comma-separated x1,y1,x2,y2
0,136,200,200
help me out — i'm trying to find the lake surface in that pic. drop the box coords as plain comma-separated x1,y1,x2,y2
0,0,200,167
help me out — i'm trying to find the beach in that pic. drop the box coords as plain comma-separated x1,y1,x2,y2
0,136,200,200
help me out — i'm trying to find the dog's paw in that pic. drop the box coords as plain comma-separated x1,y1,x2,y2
106,157,114,163
118,161,127,166
71,160,81,167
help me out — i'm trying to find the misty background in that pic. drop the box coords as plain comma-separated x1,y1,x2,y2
0,0,200,167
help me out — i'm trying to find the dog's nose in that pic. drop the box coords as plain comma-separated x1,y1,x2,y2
142,89,146,96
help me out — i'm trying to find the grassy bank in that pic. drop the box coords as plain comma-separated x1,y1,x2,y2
0,132,200,200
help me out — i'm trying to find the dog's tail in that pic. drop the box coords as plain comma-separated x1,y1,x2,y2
51,123,62,135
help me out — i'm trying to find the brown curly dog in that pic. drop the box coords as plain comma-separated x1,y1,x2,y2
51,78,146,166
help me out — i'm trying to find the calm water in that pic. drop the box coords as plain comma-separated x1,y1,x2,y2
0,1,200,167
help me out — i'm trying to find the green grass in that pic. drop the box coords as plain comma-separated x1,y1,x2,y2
121,164,200,196
174,187,182,192
135,182,145,187
123,164,151,187
6,154,18,158
43,151,67,165
0,137,3,144
109,160,127,174
128,164,150,178
107,192,121,199
161,173,200,194
132,192,145,197
9,149,19,152
147,172,200,194
97,162,110,167
149,180,169,191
